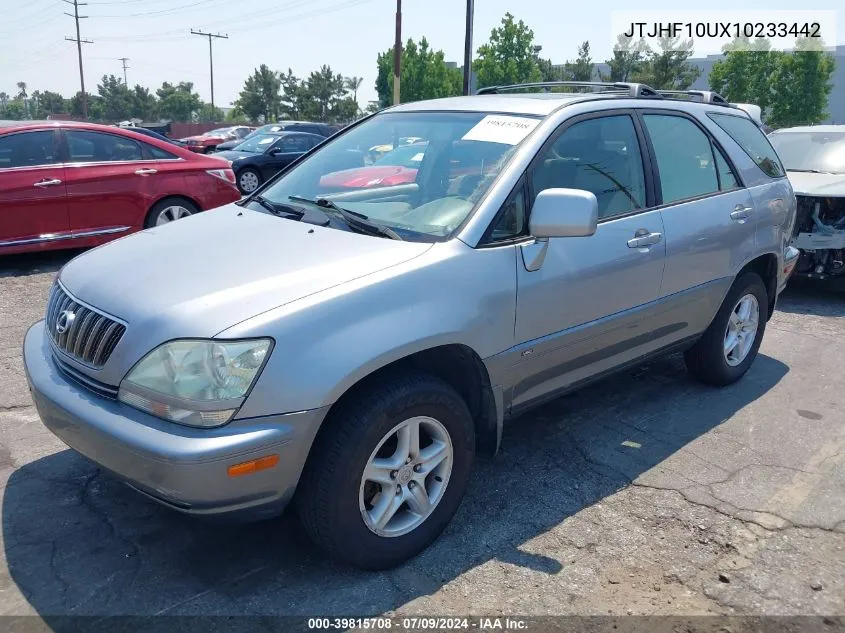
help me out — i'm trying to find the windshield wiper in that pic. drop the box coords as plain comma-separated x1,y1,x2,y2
288,196,403,241
249,195,305,218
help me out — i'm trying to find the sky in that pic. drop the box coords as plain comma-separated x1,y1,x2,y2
1,0,843,113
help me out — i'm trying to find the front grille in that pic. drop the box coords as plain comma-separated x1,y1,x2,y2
45,283,126,368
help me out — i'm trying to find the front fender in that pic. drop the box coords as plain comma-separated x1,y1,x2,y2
223,240,518,419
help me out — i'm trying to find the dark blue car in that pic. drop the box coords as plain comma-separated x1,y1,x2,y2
215,131,324,194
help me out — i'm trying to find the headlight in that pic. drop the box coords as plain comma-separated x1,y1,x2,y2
118,339,272,428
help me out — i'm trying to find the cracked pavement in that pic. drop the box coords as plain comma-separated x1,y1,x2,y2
0,250,843,623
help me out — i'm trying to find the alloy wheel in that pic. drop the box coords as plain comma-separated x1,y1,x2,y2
239,171,260,193
358,416,453,538
155,205,193,226
724,293,760,366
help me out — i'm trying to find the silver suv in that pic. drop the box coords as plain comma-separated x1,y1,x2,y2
24,82,800,570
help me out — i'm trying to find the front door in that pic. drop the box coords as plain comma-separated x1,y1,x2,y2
511,112,666,410
0,129,69,252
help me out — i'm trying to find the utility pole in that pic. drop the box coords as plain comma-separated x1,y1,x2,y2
191,29,228,119
393,0,401,105
119,57,130,86
63,0,92,119
462,0,474,95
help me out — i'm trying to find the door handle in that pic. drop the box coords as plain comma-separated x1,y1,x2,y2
135,168,158,175
33,178,62,188
627,231,662,249
730,204,753,221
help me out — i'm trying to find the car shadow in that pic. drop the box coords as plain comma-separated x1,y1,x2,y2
0,249,83,278
777,278,845,317
2,352,789,627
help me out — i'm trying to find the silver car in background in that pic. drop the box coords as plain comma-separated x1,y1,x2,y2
24,82,799,570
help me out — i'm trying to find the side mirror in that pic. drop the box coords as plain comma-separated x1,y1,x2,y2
268,147,283,156
529,188,598,238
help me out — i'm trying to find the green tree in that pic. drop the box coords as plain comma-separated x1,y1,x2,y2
97,74,134,121
279,68,305,119
69,91,104,120
768,39,835,127
603,34,650,82
533,45,566,82
473,13,542,89
0,92,9,110
199,103,224,122
131,85,157,120
235,64,282,123
156,81,202,122
39,90,67,115
635,36,700,89
708,37,781,113
3,100,26,120
344,76,364,108
564,41,594,81
300,65,345,121
375,37,462,107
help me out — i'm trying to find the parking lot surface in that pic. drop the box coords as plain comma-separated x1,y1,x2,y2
0,250,843,623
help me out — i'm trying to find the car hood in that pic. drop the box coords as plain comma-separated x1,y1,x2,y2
58,205,433,342
787,171,845,197
214,150,254,162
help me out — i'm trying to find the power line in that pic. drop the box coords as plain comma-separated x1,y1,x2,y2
62,0,93,119
119,57,129,85
190,29,228,117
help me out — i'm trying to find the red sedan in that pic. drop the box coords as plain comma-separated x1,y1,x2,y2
0,121,241,256
182,126,252,153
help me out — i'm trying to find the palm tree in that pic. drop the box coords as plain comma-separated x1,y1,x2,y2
344,76,364,111
0,92,8,110
16,81,27,100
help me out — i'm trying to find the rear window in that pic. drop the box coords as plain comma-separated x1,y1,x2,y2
708,113,785,178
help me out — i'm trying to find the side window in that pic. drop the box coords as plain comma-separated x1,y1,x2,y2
531,115,646,220
643,114,719,204
713,143,739,190
708,113,785,178
279,136,310,152
66,131,143,163
483,180,529,243
143,142,178,160
0,131,58,169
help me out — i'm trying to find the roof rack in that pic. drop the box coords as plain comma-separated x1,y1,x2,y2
475,81,663,99
656,90,729,105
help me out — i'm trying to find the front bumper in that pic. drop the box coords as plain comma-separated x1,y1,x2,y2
23,321,327,520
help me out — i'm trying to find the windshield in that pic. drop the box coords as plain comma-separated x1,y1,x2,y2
769,131,845,174
233,134,281,153
206,127,233,137
374,143,428,167
259,111,539,240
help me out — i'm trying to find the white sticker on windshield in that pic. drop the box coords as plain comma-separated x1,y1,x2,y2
461,115,539,145
258,137,274,144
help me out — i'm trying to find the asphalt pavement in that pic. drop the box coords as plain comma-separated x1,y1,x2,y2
0,250,843,627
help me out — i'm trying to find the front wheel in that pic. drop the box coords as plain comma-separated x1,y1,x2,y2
237,168,262,195
297,374,475,570
684,271,769,386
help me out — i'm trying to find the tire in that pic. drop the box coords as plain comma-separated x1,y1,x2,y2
684,271,769,386
144,197,199,229
297,373,475,570
237,168,263,195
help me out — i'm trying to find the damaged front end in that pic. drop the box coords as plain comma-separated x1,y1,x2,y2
792,195,845,279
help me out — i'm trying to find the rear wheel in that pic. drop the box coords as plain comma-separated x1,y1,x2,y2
237,168,262,195
297,374,475,570
684,272,768,386
144,198,199,228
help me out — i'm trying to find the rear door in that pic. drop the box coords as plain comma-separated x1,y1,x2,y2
638,110,756,346
62,129,156,237
0,129,69,251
